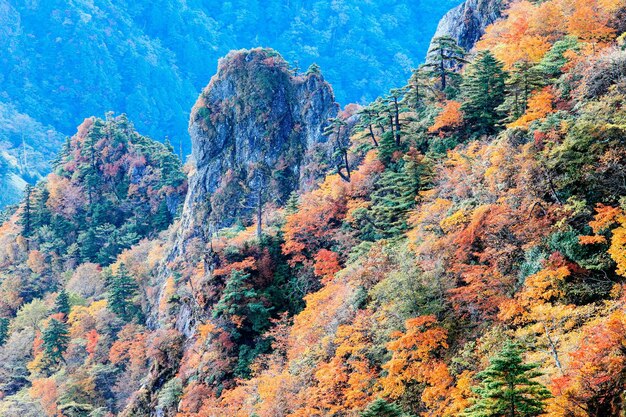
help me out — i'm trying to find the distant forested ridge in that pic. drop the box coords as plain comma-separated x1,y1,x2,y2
0,0,460,153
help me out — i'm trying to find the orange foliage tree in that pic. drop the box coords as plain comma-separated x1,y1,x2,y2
428,101,463,135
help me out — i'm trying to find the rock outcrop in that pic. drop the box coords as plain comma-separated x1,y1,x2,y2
175,48,338,250
429,0,505,54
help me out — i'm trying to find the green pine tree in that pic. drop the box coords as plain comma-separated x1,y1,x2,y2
153,199,173,231
405,66,434,110
306,63,321,76
213,269,271,336
107,263,141,322
499,61,546,124
42,318,70,368
377,131,400,166
384,87,409,146
461,51,508,136
19,184,33,238
370,152,422,237
285,192,300,214
52,136,72,171
356,106,381,147
55,289,71,316
423,36,468,91
0,317,9,346
361,398,406,417
464,342,552,417
31,187,51,231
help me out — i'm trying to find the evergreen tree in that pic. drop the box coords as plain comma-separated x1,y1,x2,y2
153,199,173,231
19,184,33,238
405,66,434,110
535,36,580,79
306,63,321,76
107,263,141,322
55,289,71,317
158,139,186,187
356,106,380,147
79,118,102,209
0,317,9,347
31,187,51,231
464,342,552,417
499,61,546,123
461,51,508,136
42,318,70,367
52,137,72,171
371,151,422,237
285,192,300,214
385,87,409,146
377,131,399,166
77,228,100,263
361,398,406,417
324,117,351,182
213,269,271,336
423,36,467,91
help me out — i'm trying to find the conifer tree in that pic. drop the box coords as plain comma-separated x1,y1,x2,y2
153,200,173,231
19,184,33,239
361,398,406,417
55,289,71,317
107,263,141,322
356,107,380,147
405,66,433,110
213,269,271,336
424,36,467,91
0,317,9,347
285,192,300,214
385,87,409,146
324,117,351,182
306,63,321,76
80,119,102,209
31,187,51,231
499,62,546,123
371,151,422,237
461,51,508,136
42,318,70,367
52,137,72,171
377,131,399,166
464,342,552,417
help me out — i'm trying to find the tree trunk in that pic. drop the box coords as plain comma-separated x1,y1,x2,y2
368,124,378,147
543,321,564,373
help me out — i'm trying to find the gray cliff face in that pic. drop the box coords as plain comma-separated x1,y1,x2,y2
429,0,505,54
176,48,338,250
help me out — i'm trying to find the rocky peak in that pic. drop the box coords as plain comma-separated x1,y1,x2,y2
177,48,338,248
429,0,505,54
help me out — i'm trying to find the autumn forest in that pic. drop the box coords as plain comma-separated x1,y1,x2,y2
2,0,626,416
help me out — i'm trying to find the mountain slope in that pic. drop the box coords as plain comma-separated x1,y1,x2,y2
2,0,626,416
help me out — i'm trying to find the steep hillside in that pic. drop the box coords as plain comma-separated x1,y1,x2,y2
2,0,626,416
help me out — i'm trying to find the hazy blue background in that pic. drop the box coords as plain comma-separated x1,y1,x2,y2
0,0,460,151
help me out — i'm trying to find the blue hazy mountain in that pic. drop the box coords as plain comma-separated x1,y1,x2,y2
0,0,460,151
